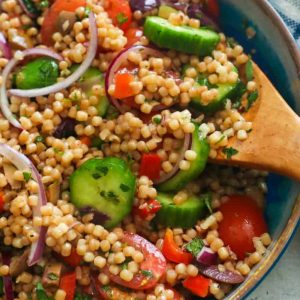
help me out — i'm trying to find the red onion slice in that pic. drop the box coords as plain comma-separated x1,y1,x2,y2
0,33,12,59
0,48,63,129
196,246,218,266
198,265,245,284
9,12,97,98
154,132,192,185
1,253,14,300
0,143,47,266
105,45,164,113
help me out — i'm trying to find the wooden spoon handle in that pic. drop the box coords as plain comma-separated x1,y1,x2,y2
212,64,300,181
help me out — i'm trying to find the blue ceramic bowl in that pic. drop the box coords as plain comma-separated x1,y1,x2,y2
218,0,300,299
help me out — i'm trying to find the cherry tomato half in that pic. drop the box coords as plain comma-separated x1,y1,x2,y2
41,0,86,46
218,195,268,259
125,28,143,47
103,232,166,290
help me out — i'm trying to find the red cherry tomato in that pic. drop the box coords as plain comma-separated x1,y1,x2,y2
106,0,132,31
125,28,143,47
114,72,136,99
103,232,166,290
41,0,86,46
218,195,268,260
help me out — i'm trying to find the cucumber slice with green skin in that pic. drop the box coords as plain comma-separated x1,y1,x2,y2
144,16,220,56
157,124,210,192
70,157,136,229
189,68,244,113
71,65,109,117
153,193,211,229
15,57,59,90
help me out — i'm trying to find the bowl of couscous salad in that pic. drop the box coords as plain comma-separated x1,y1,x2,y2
0,0,299,299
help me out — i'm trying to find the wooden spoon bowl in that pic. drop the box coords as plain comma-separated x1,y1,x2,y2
211,63,300,181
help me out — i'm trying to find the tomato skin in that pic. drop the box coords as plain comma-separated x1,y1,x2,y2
205,0,220,18
114,72,136,99
41,0,86,46
183,275,210,297
139,153,161,181
80,136,91,146
106,0,132,31
0,192,4,212
103,232,166,290
125,28,143,47
59,272,76,300
61,248,82,268
162,229,193,264
135,199,161,219
218,195,268,260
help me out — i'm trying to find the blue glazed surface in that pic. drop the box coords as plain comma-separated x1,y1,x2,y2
217,0,300,298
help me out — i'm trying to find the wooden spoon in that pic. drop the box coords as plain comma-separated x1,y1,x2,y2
211,63,300,181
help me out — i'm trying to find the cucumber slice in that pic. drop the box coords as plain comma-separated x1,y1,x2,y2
158,5,178,19
144,16,220,56
157,124,210,192
15,57,59,90
153,193,211,229
70,157,136,229
70,65,109,117
189,68,243,113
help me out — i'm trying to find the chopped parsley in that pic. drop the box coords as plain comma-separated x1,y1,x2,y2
204,194,213,214
53,148,64,156
100,190,120,204
120,258,132,270
116,13,128,25
120,183,130,192
141,270,153,279
185,237,204,257
84,6,91,18
216,134,226,145
34,135,45,143
152,115,162,125
245,59,254,81
247,90,259,111
47,272,59,281
23,171,31,182
36,283,51,300
222,147,239,159
38,0,49,9
101,285,113,297
74,292,92,300
96,166,108,176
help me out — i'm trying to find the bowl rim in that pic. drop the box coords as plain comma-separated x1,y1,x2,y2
226,0,300,299
254,0,300,75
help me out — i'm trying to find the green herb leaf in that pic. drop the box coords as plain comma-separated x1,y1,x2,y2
38,0,49,9
141,270,153,279
23,171,31,182
36,282,51,300
101,285,113,297
216,134,225,145
84,7,91,18
53,148,64,156
247,90,259,111
91,137,103,149
120,258,132,270
222,147,239,159
116,13,128,25
74,291,92,300
185,237,204,257
245,60,254,81
204,194,213,214
120,183,130,192
152,115,162,125
35,136,45,143
47,273,59,281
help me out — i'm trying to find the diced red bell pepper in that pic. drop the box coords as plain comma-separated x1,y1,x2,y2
183,275,211,297
60,272,76,300
80,136,91,146
114,72,136,99
136,199,161,218
162,229,193,264
139,153,161,181
125,28,143,47
61,248,82,268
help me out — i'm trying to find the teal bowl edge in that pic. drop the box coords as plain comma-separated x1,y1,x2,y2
217,0,300,299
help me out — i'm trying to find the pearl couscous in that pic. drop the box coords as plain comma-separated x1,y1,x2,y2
0,0,271,299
